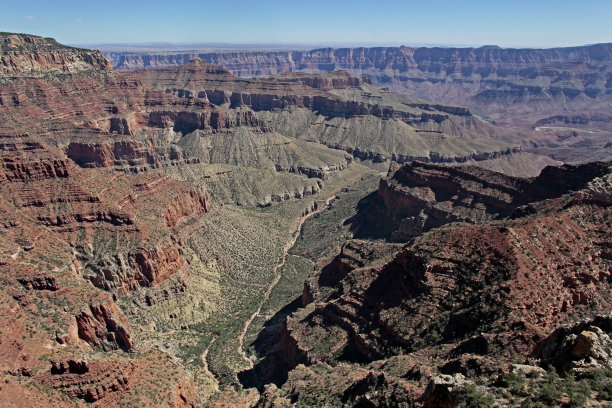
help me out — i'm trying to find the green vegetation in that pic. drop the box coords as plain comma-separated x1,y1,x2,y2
456,383,495,408
127,163,378,395
476,367,612,407
290,171,382,260
243,254,313,356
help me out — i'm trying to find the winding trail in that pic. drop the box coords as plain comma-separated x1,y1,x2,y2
237,195,337,369
201,336,220,391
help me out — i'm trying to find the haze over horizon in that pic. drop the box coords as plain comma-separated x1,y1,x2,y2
2,0,610,49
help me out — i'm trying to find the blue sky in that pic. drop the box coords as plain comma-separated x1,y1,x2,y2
1,0,610,47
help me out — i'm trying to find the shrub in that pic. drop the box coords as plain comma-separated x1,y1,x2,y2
456,383,495,408
539,380,562,405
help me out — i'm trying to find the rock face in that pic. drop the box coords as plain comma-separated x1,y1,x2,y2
421,374,469,408
50,359,89,375
1,157,72,181
43,359,133,402
0,32,388,407
369,160,611,240
271,161,612,406
0,33,217,406
134,58,526,170
107,43,612,163
2,33,112,75
65,140,201,172
105,44,611,86
256,363,418,407
164,187,209,228
75,300,134,352
37,350,195,405
18,275,59,291
2,32,611,407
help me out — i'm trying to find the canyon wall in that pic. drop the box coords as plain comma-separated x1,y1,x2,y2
107,44,612,163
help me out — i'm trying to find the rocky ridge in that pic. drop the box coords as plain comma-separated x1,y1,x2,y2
2,33,112,76
0,33,225,406
368,160,611,240
261,161,612,406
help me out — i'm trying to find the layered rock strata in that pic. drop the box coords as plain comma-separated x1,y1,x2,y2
135,58,522,168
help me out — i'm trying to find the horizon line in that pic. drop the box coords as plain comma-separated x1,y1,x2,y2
71,41,611,51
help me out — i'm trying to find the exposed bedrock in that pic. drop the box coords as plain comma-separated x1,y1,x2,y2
535,314,612,373
332,143,521,165
75,300,134,352
111,44,612,165
371,161,611,240
86,187,208,292
1,157,72,182
38,351,197,405
280,162,611,374
66,140,200,171
274,159,351,180
2,34,112,75
0,33,211,407
163,187,209,228
257,182,322,207
83,238,187,292
42,359,133,402
133,59,521,173
147,109,259,132
106,44,612,77
18,275,60,291
220,91,472,123
107,44,612,113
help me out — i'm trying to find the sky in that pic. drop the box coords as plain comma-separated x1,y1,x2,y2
1,0,611,48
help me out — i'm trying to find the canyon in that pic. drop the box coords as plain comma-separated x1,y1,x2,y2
105,43,612,164
0,33,610,407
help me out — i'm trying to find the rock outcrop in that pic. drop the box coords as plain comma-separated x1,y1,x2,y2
65,140,200,172
164,187,209,228
2,32,610,407
0,33,215,406
135,58,523,170
82,235,191,292
421,374,470,408
535,315,612,373
1,157,72,182
42,359,133,402
2,33,112,76
256,363,417,407
106,44,611,87
36,350,196,406
75,300,134,352
369,161,611,240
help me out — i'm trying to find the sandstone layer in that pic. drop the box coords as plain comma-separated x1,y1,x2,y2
0,33,219,406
